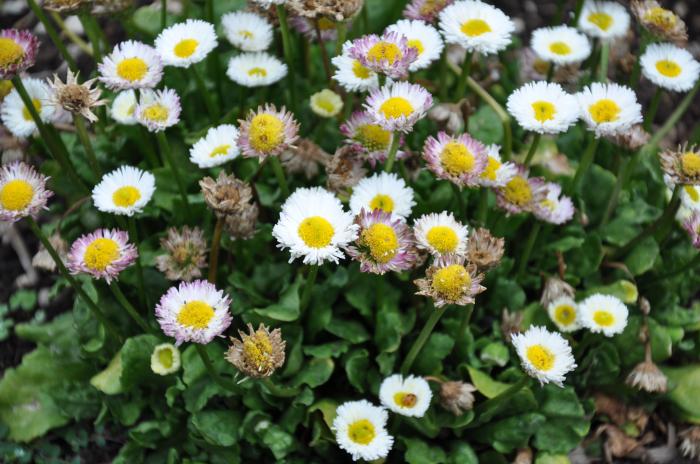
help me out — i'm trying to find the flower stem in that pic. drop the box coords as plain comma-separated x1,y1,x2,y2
195,344,238,392
269,156,290,197
438,49,449,101
523,132,542,167
208,216,224,284
601,149,640,226
571,136,600,194
644,88,662,132
300,265,319,313
463,75,511,160
74,114,102,179
155,131,189,207
161,0,167,29
455,51,474,100
191,64,220,119
261,377,302,397
384,133,401,172
78,11,103,64
27,0,77,71
516,221,541,280
109,281,152,334
647,80,700,151
335,22,347,57
127,216,148,310
400,304,448,375
572,0,585,24
276,5,297,113
597,41,610,82
50,12,92,56
470,376,529,426
455,304,475,353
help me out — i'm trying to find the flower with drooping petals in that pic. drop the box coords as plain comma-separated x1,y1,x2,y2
135,87,181,132
0,161,52,223
533,182,575,224
67,229,138,283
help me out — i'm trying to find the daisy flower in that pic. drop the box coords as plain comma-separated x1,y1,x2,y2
98,40,163,90
414,254,485,307
512,325,577,386
222,11,273,52
150,343,181,375
110,90,138,125
477,144,517,187
547,296,581,333
310,89,343,118
578,293,629,336
679,183,700,213
641,43,700,93
531,26,592,66
189,124,240,168
332,42,379,93
660,143,700,185
346,208,417,274
333,400,394,462
364,82,433,133
379,374,432,417
340,111,405,167
0,29,39,79
578,1,630,41
0,77,56,138
0,161,52,223
385,19,444,72
155,279,233,346
422,131,488,187
533,183,575,225
577,82,642,137
403,0,454,23
682,212,700,248
67,229,138,283
135,87,181,132
155,19,218,68
226,323,286,378
272,187,358,265
349,172,415,220
92,166,156,216
631,0,687,44
348,32,418,79
238,104,299,159
438,0,515,55
507,82,580,135
226,52,288,87
413,211,469,257
495,165,547,215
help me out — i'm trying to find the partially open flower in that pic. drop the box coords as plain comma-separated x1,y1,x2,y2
0,29,39,80
439,380,476,415
414,255,485,307
660,143,700,185
281,138,329,179
47,70,107,123
226,323,285,378
32,232,67,272
200,172,254,218
310,89,343,118
155,226,207,282
631,0,687,45
625,359,667,393
150,343,181,375
466,227,504,271
325,145,367,196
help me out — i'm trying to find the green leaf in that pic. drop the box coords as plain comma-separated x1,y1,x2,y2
535,453,571,464
472,413,547,453
624,236,660,275
120,335,160,390
252,278,301,322
344,349,370,393
663,365,700,423
191,410,242,447
480,342,510,367
292,357,334,388
467,366,511,398
413,332,455,374
325,317,370,344
90,351,124,395
448,442,478,464
308,398,339,430
403,437,447,464
468,105,504,145
261,424,296,460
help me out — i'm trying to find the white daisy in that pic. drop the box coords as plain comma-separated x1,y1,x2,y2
438,0,515,55
0,161,52,223
477,144,517,188
189,124,240,168
679,183,700,212
578,293,629,337
135,87,181,132
512,325,577,386
226,52,287,87
92,166,156,216
0,77,56,138
349,172,416,220
150,343,181,375
413,211,469,257
577,82,642,137
507,81,580,135
531,25,592,66
641,43,700,93
98,40,163,90
272,187,359,265
67,229,138,283
310,89,343,118
578,1,630,41
379,374,432,417
222,11,274,52
110,90,138,125
364,81,433,133
155,19,218,68
385,19,444,72
333,400,394,462
332,42,380,93
547,296,581,333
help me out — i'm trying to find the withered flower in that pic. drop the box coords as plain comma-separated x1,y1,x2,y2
680,427,700,460
325,145,367,196
540,275,576,308
439,380,476,415
659,143,700,185
625,359,667,393
606,124,650,151
466,227,504,271
47,70,107,123
155,226,207,282
200,172,254,217
224,201,259,240
501,308,524,341
280,138,330,179
226,323,286,378
415,255,485,307
427,99,471,135
43,0,87,12
32,232,67,272
631,0,687,45
287,0,364,21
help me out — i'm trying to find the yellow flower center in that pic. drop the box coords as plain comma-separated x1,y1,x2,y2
242,330,274,371
407,39,425,56
684,185,699,202
433,264,471,300
318,18,336,30
83,238,120,271
116,57,148,82
209,144,231,158
440,141,475,175
540,198,557,211
157,347,174,369
22,98,41,121
248,67,268,77
174,38,199,58
681,152,700,177
503,176,532,206
348,419,376,445
426,225,458,253
481,157,501,181
393,392,418,408
177,300,215,329
366,41,402,64
369,193,394,213
549,41,571,55
0,37,25,68
589,99,620,124
112,186,141,208
314,96,337,114
249,113,284,153
461,19,492,37
644,7,676,29
360,223,399,264
593,310,615,327
554,304,576,326
588,12,613,31
0,179,34,211
532,101,556,122
356,124,391,151
379,97,414,119
656,59,682,77
298,216,334,248
142,103,169,123
526,344,555,371
238,30,254,39
352,60,371,79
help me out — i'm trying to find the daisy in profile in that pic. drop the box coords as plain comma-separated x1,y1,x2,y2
478,144,517,187
385,19,444,72
238,104,299,159
422,131,488,187
155,19,218,68
340,111,405,166
333,400,394,462
0,29,39,79
310,89,343,118
332,42,379,93
379,374,432,417
641,43,700,92
403,0,453,23
578,293,629,336
273,187,358,265
98,40,163,90
438,0,515,55
189,124,240,168
135,88,181,132
413,211,469,257
67,229,138,283
150,343,181,375
110,90,138,125
347,209,416,274
349,172,415,220
682,212,700,249
221,11,273,52
92,166,156,216
512,325,577,386
0,161,52,223
533,183,575,225
364,82,432,133
578,1,630,41
577,82,642,137
507,82,579,135
348,31,418,79
0,77,56,138
660,143,700,185
226,52,287,87
414,255,485,307
531,25,592,66
547,296,581,332
495,165,547,215
155,279,233,345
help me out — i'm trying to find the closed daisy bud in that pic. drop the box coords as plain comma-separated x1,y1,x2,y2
150,343,181,375
403,0,453,23
631,0,687,45
641,43,700,93
47,70,107,123
135,88,181,132
280,138,329,179
547,296,581,333
92,166,156,217
155,226,207,282
467,227,505,271
495,165,548,215
310,88,343,118
579,293,629,336
332,43,380,93
340,111,404,167
1,78,56,139
512,325,577,386
531,25,592,66
414,211,469,258
0,29,39,80
438,1,515,55
379,374,432,417
32,232,67,272
423,131,488,187
364,82,433,133
67,229,138,283
414,255,485,307
225,323,285,378
540,275,576,308
0,161,52,223
626,359,667,393
154,19,218,68
325,145,368,195
578,1,630,41
439,380,476,415
501,308,524,341
222,11,274,52
349,172,415,221
680,427,700,460
226,52,288,87
576,83,642,138
238,104,300,159
349,32,418,79
98,40,163,90
660,143,700,185
200,172,254,217
333,400,394,462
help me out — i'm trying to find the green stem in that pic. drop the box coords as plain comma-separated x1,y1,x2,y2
384,133,401,173
195,344,239,392
191,64,219,119
644,88,662,132
516,221,541,280
598,41,610,82
400,304,448,375
647,80,700,151
78,12,103,64
572,0,585,24
452,183,465,216
455,304,475,353
476,189,489,225
335,21,347,57
630,29,650,88
127,217,148,311
27,0,77,71
156,132,189,207
50,11,92,56
276,5,297,113
523,133,542,167
438,49,449,101
208,216,224,284
261,377,302,398
109,282,152,334
601,151,636,226
74,115,102,179
161,0,167,29
571,136,600,194
300,265,319,313
470,376,529,426
455,51,474,100
269,156,290,197
463,76,511,160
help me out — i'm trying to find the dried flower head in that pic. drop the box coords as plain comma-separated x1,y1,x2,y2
467,227,504,271
415,255,485,307
43,0,86,12
155,226,207,282
325,145,367,196
32,232,67,272
92,0,134,15
427,100,470,135
200,172,254,218
606,124,650,151
680,427,700,460
660,143,700,185
224,200,259,240
280,138,330,179
625,359,667,393
287,0,364,21
439,380,476,415
501,308,524,341
631,0,687,45
540,275,576,308
48,70,107,123
403,0,454,23
226,323,286,378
